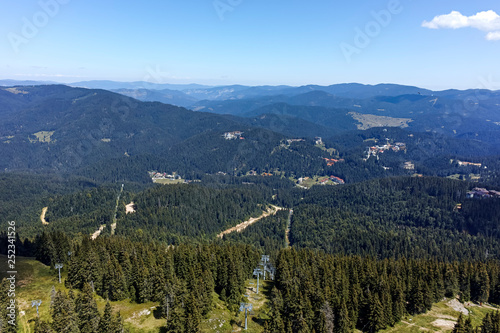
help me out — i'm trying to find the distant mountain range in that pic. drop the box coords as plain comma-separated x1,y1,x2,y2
0,85,342,180
1,82,499,183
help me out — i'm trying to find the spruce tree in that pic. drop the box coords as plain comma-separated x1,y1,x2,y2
452,313,464,333
99,302,112,333
480,312,493,333
75,283,100,333
265,287,285,333
110,311,125,333
51,290,79,333
463,316,474,333
34,318,53,333
337,299,351,333
185,291,201,333
492,311,500,332
165,306,185,333
368,293,385,333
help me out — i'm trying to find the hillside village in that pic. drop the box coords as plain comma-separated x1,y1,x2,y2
467,187,500,199
453,159,484,168
323,158,344,166
223,131,244,140
365,141,407,160
297,175,345,188
148,171,189,184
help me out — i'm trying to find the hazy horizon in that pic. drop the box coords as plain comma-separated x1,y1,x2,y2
2,0,499,91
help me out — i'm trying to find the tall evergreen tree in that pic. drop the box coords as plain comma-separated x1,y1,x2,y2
110,311,125,333
99,302,112,333
367,293,385,333
185,291,201,333
265,287,285,333
34,318,53,333
75,283,100,333
51,290,79,333
453,313,463,333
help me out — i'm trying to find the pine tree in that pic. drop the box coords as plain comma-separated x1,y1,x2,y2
337,299,351,333
367,293,385,333
185,291,201,333
34,318,53,333
444,266,459,298
408,279,425,315
165,306,185,333
110,311,125,333
66,254,83,289
265,287,285,333
475,265,490,303
99,302,112,333
159,277,185,321
481,312,493,333
391,279,405,325
75,283,100,333
103,255,128,301
51,290,79,333
492,311,500,332
481,311,500,333
452,313,464,333
36,231,56,266
463,316,474,333
84,249,103,296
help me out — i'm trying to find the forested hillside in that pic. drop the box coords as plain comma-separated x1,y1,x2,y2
2,85,500,185
232,176,500,261
3,231,500,332
268,249,500,332
2,83,500,332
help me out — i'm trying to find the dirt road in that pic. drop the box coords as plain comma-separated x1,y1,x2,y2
217,205,282,239
40,207,49,225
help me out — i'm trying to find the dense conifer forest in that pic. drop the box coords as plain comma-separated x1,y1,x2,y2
1,85,500,332
2,231,500,332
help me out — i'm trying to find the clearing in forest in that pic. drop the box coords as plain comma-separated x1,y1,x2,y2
40,207,49,225
125,201,136,214
349,112,413,130
91,225,106,240
217,205,282,238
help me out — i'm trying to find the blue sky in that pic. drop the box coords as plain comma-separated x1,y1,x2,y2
1,0,499,90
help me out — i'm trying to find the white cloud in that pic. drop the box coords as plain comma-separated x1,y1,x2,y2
422,10,500,40
486,31,500,40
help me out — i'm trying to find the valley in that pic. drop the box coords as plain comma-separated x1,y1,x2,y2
1,82,500,333
3,0,500,330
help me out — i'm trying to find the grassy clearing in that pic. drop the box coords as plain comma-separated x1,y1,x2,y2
152,178,186,185
1,254,62,331
200,279,274,333
6,255,497,333
1,255,164,333
380,298,497,333
29,131,55,143
293,175,342,189
3,255,274,333
231,279,273,333
349,112,413,130
315,143,337,156
200,292,234,333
